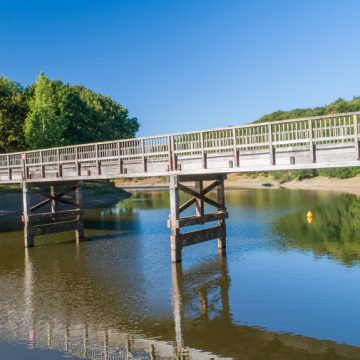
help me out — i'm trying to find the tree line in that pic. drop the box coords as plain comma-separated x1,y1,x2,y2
0,73,139,153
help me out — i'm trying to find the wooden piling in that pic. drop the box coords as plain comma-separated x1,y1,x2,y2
21,181,85,247
22,182,34,248
168,174,228,262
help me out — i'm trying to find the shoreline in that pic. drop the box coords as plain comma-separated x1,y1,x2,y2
1,176,359,217
116,175,360,196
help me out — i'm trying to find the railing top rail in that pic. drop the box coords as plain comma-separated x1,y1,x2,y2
1,111,360,158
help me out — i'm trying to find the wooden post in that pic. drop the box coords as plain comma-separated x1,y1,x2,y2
56,149,62,177
76,147,81,176
232,128,239,167
95,144,101,175
195,180,204,218
118,142,124,174
22,182,34,247
168,136,174,171
200,132,207,169
40,151,45,178
309,119,316,163
7,155,11,180
75,182,84,242
141,139,147,172
217,176,226,253
169,175,181,262
21,153,27,180
268,124,275,165
354,114,360,160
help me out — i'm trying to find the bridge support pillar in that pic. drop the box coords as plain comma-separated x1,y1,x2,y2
168,174,228,262
21,181,85,248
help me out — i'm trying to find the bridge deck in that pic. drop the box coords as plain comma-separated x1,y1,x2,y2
1,111,360,184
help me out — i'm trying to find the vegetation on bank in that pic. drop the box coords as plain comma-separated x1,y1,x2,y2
253,97,360,180
0,74,139,152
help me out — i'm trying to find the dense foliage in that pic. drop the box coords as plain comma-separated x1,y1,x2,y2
0,77,29,152
254,97,360,123
0,73,139,151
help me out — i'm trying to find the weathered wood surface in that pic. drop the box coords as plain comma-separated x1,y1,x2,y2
169,174,227,262
1,111,360,184
22,182,84,246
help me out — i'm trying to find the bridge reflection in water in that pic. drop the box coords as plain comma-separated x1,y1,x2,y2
0,246,356,360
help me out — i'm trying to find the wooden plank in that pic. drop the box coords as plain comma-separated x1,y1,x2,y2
178,211,228,227
177,173,226,182
180,225,225,247
32,219,79,236
29,209,82,221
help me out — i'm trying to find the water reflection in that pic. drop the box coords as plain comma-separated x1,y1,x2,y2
274,194,360,265
2,189,360,359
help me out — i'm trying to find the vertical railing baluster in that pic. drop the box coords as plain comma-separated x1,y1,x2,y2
309,119,316,163
232,128,239,167
268,124,275,165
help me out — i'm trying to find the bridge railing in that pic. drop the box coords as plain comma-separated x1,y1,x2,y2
0,111,359,180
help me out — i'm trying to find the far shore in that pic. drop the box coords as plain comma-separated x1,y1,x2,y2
116,174,360,197
1,175,360,217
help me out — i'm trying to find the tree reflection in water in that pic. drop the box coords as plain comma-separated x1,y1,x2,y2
274,194,360,266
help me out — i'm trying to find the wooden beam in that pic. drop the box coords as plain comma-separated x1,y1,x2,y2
180,225,225,247
31,185,78,212
178,180,220,213
29,209,82,221
32,219,79,236
178,183,224,210
177,211,228,227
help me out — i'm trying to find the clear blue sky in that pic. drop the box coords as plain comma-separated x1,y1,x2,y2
1,0,360,136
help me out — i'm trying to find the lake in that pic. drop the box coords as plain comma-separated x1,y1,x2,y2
0,188,360,359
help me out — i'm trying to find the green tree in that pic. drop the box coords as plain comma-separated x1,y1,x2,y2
24,73,68,149
24,73,139,149
0,76,28,152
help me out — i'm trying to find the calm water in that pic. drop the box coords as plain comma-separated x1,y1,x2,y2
1,188,360,359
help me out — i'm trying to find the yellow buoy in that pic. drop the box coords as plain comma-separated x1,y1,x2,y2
307,210,313,224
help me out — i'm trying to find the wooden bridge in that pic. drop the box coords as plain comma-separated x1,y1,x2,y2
1,111,360,261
